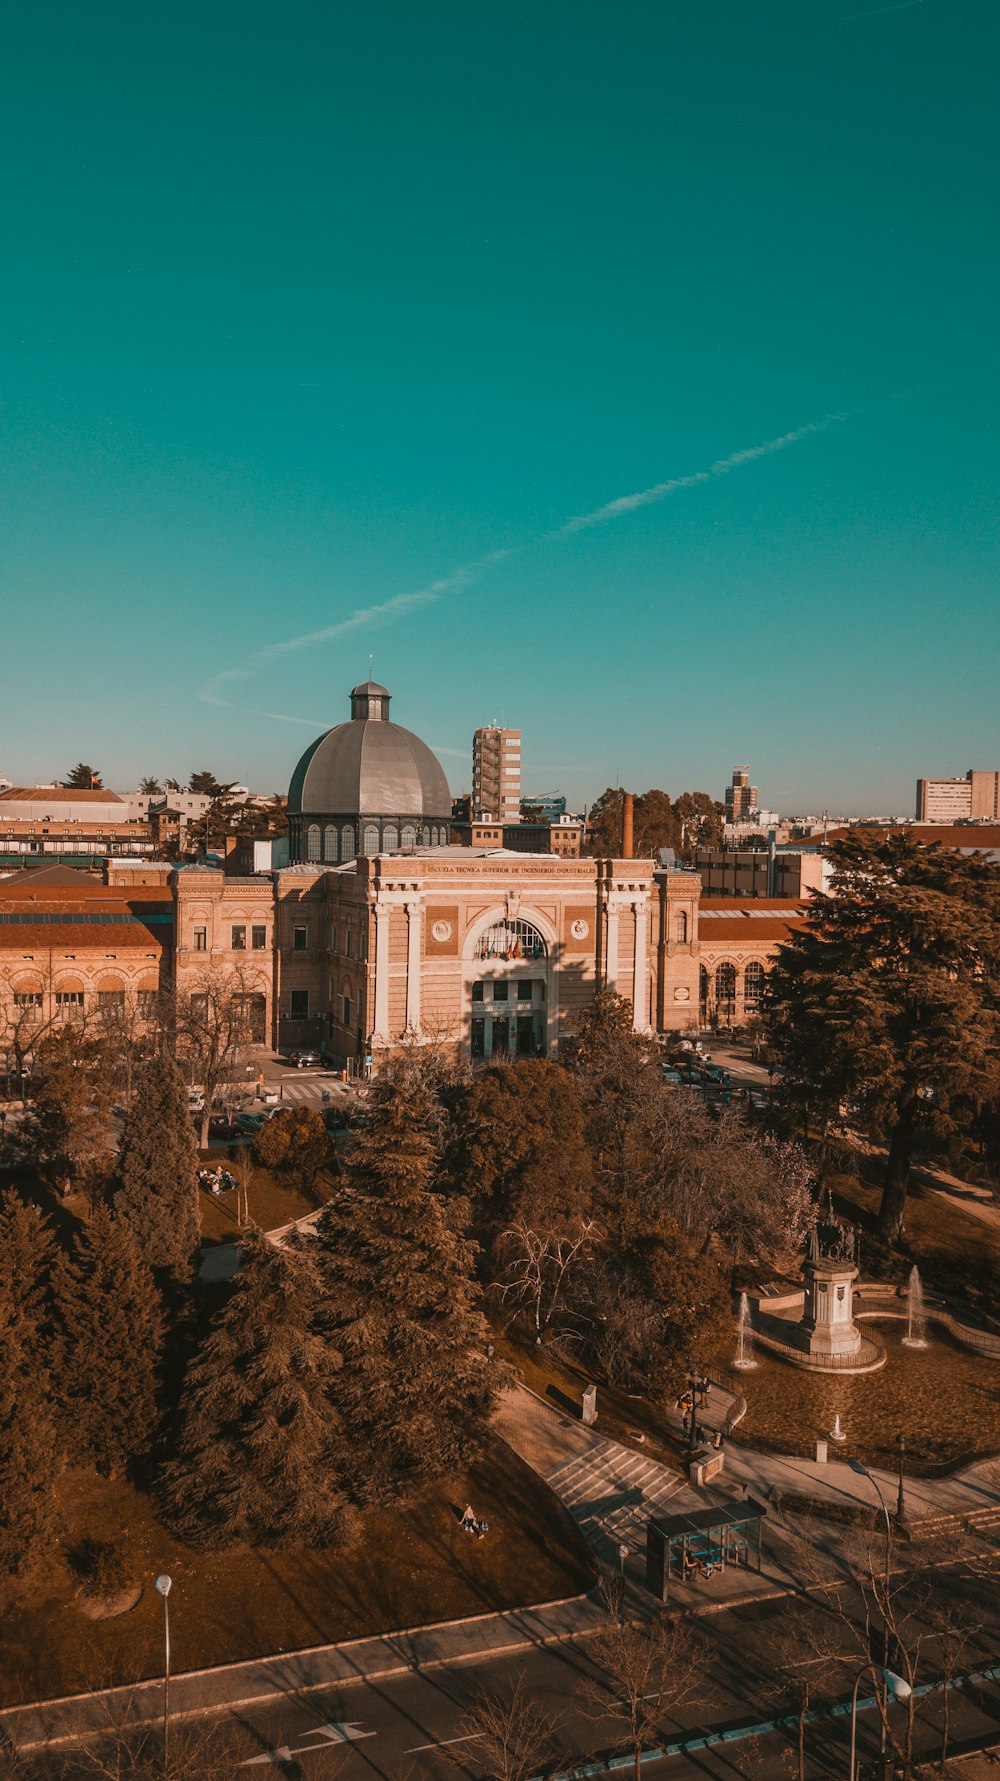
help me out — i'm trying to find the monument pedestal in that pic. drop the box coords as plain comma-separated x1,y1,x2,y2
800,1254,862,1359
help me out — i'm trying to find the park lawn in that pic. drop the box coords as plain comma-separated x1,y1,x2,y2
830,1162,1000,1318
196,1159,333,1241
0,1435,595,1707
496,1329,686,1471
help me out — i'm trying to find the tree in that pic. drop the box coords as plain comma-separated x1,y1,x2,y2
570,990,660,1211
252,1106,330,1199
461,1672,561,1781
187,771,222,796
766,834,1000,1241
139,776,163,795
178,968,259,1148
495,1218,596,1344
448,1059,594,1235
311,1053,499,1505
61,763,103,789
0,1188,57,1350
632,789,678,858
0,1296,60,1576
586,1583,706,1781
51,1209,163,1477
672,791,725,857
161,1227,354,1549
584,787,628,857
21,1026,116,1196
115,1054,201,1285
165,777,182,793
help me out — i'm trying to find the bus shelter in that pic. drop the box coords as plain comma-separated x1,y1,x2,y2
646,1500,766,1603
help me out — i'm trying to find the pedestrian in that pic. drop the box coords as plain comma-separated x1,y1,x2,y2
461,1504,477,1533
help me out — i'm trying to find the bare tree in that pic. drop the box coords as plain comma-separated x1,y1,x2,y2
585,1583,706,1781
922,1595,989,1772
229,1144,255,1226
495,1218,595,1344
460,1671,562,1781
177,967,261,1147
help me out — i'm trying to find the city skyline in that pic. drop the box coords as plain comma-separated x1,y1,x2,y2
1,0,997,812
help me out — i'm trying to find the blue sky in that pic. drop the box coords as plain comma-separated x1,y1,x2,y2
1,0,997,815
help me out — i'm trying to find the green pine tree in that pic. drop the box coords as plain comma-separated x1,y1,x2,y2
161,1227,353,1549
0,1299,61,1576
51,1209,164,1478
115,1054,201,1283
313,1055,498,1506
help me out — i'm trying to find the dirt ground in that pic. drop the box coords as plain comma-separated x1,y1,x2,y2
0,1435,594,1706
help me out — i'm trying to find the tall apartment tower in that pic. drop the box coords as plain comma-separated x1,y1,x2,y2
472,725,521,822
725,765,759,823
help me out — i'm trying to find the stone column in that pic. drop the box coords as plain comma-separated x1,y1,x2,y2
632,898,649,1031
404,899,422,1033
373,902,391,1040
604,903,620,991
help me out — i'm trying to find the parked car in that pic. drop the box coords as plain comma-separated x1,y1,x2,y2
187,1088,206,1112
208,1115,242,1141
661,1068,683,1086
701,1063,732,1086
288,1049,323,1068
235,1112,266,1134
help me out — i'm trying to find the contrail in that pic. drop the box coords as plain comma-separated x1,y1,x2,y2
199,409,843,715
833,0,923,20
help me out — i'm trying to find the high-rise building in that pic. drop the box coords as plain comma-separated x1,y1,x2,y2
915,770,1000,823
725,765,759,824
472,725,521,823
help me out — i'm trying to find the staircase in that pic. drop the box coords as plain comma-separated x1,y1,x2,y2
546,1439,688,1568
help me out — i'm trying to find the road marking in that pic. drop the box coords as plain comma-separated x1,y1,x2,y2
242,1723,376,1765
406,1734,479,1753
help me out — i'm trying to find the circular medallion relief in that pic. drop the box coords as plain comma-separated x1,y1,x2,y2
431,919,453,943
570,918,590,941
673,986,691,1002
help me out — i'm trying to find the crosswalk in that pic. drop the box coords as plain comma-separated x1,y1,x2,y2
263,1076,353,1107
545,1437,688,1572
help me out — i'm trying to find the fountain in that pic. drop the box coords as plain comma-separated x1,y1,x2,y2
902,1264,929,1349
829,1412,846,1443
733,1292,758,1370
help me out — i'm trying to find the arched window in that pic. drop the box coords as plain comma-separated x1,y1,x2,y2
744,960,765,1012
383,824,399,851
306,823,321,862
473,919,547,961
362,824,379,856
429,826,438,846
421,826,431,845
699,964,710,1013
676,910,688,944
341,825,356,861
715,962,737,1019
323,825,338,862
401,824,417,849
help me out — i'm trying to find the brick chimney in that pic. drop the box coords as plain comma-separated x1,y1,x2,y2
622,791,634,858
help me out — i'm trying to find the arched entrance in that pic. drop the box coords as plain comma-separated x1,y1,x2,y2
465,915,551,1061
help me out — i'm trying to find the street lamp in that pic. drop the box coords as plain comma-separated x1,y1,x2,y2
849,1663,912,1781
848,1459,893,1757
154,1574,172,1773
686,1364,709,1453
895,1432,910,1539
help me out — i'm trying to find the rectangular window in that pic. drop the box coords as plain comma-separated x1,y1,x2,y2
517,980,533,1002
492,980,509,1002
14,991,43,1008
252,925,267,950
189,992,209,1023
472,980,485,1003
194,926,207,952
342,993,351,1026
329,925,337,954
231,924,247,951
290,989,309,1020
345,929,353,958
56,991,85,1008
293,925,307,951
97,991,125,1010
136,990,158,1015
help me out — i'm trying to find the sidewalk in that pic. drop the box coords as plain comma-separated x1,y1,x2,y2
0,1594,605,1753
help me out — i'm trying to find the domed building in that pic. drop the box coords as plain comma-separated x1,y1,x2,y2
286,681,453,865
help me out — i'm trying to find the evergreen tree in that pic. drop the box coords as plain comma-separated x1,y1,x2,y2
116,1054,201,1283
0,1298,60,1576
448,1060,594,1235
161,1227,353,1549
0,1189,57,1350
767,833,1000,1242
21,1027,116,1196
312,1055,497,1505
51,1209,164,1478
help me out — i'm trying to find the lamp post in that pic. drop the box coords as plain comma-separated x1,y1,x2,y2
848,1460,893,1757
895,1432,910,1539
849,1663,912,1781
686,1364,709,1454
154,1574,172,1773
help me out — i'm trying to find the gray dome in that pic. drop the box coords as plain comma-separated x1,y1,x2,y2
287,683,451,820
